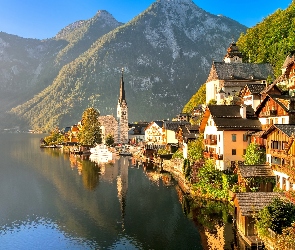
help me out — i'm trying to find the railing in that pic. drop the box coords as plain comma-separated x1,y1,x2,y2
270,149,285,156
204,138,217,145
272,164,295,180
204,152,223,160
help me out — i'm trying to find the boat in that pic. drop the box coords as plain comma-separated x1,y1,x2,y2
90,144,113,162
119,151,132,156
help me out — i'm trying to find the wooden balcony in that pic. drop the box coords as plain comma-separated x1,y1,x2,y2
204,138,217,145
204,152,223,160
269,149,286,157
272,164,295,182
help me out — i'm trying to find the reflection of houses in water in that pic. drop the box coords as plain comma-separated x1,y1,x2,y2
175,186,234,250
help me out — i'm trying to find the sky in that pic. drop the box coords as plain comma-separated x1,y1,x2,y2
0,0,292,40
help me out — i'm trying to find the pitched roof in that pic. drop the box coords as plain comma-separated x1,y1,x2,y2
246,84,266,94
262,124,295,138
208,105,261,131
164,121,190,132
282,54,295,69
256,94,295,115
238,165,275,178
235,192,283,216
207,62,273,82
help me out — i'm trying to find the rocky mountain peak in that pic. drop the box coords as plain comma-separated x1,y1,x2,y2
94,10,122,26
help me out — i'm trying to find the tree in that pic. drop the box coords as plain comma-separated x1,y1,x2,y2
256,198,295,237
182,83,206,114
243,143,266,165
78,107,102,146
105,134,114,147
187,134,204,163
43,127,64,145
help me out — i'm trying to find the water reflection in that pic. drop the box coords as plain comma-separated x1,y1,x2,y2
0,134,241,249
177,188,235,250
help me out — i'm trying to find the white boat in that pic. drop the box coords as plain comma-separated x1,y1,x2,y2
90,144,113,162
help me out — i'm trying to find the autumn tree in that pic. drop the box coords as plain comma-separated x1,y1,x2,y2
43,127,64,145
78,108,102,146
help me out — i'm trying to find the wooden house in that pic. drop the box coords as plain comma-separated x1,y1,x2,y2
255,94,295,131
239,83,266,110
234,192,282,248
237,165,275,192
199,105,262,171
145,121,164,144
162,121,190,145
262,124,295,191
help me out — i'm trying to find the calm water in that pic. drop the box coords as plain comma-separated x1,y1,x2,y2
0,134,235,249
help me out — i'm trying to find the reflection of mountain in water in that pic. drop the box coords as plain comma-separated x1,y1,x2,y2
4,134,208,249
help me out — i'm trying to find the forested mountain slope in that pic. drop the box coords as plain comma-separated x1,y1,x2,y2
10,0,246,130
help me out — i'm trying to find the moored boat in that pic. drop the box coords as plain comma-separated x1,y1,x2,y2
90,144,113,162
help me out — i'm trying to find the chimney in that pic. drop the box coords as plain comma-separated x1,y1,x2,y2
240,104,247,118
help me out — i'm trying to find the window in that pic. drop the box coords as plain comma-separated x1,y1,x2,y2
232,149,236,155
232,134,236,142
243,149,246,155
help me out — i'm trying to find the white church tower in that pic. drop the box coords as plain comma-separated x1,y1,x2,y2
117,69,129,144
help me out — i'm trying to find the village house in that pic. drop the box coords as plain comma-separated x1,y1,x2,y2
175,124,199,159
274,53,295,95
255,94,295,131
236,164,275,192
234,192,282,248
262,124,295,191
206,42,273,104
199,105,262,171
64,124,80,144
128,123,147,144
239,83,266,110
145,121,164,144
144,120,190,145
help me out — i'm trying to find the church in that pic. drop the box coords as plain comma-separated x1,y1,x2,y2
205,42,273,104
116,69,129,144
98,69,129,145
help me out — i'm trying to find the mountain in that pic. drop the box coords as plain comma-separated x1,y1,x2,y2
0,11,122,129
8,0,247,130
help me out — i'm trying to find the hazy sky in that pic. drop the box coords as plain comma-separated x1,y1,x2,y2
0,0,291,39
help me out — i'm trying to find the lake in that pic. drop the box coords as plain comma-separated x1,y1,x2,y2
0,133,237,249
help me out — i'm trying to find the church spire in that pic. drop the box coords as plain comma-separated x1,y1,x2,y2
119,68,126,104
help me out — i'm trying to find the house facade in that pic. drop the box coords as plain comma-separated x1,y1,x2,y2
145,121,164,144
200,105,261,171
262,124,295,191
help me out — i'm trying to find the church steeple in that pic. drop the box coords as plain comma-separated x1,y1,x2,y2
119,68,126,104
116,68,128,144
223,42,243,63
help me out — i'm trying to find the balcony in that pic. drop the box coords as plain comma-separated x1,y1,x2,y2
272,164,295,180
269,149,286,157
204,152,223,160
204,138,217,145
